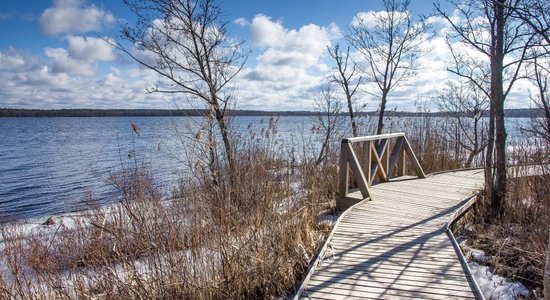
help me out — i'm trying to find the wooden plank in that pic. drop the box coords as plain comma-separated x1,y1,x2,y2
388,136,405,177
345,142,370,199
305,282,474,299
403,136,426,178
338,141,350,198
380,139,390,181
319,252,463,265
307,275,472,295
313,261,470,278
299,169,484,300
311,269,472,285
370,141,388,182
317,256,465,272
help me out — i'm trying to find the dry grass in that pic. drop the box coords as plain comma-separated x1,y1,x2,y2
0,118,338,299
460,137,550,298
3,112,543,299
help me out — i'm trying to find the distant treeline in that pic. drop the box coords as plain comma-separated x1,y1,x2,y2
0,108,544,118
0,108,314,118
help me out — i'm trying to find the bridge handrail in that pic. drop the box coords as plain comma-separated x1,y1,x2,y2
338,132,425,209
343,132,406,143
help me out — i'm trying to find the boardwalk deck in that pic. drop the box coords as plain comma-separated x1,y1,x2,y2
300,169,485,299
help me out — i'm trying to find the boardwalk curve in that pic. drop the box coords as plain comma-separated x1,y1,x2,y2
298,169,485,299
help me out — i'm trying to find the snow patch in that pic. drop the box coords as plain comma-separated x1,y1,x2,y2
468,261,530,300
461,242,530,300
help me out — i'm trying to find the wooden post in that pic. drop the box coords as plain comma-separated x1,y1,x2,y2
366,141,372,186
403,136,426,178
397,145,406,176
388,136,405,177
338,140,350,198
345,142,370,199
382,139,390,181
371,142,387,182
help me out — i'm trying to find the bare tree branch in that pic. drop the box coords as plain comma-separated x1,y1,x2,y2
348,0,431,134
111,0,249,185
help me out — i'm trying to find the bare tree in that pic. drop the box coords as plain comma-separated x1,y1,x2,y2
436,0,536,218
522,56,550,142
327,44,362,137
435,81,488,167
512,0,550,143
115,0,248,182
512,0,550,54
348,0,430,135
311,86,343,166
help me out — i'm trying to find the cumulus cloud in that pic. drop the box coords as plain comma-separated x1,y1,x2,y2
67,35,115,61
230,15,341,109
40,36,116,77
0,48,42,72
45,47,95,76
40,0,114,35
351,11,410,28
250,14,339,69
234,17,249,27
0,51,26,69
0,48,166,109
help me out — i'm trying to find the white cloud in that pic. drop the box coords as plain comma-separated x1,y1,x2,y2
234,17,249,27
40,0,114,35
230,15,341,110
45,47,95,76
67,35,115,61
0,51,26,69
40,35,115,77
351,11,410,28
250,14,339,68
0,48,166,109
20,65,73,87
250,14,287,47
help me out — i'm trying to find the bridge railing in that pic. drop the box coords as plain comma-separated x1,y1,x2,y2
337,132,426,209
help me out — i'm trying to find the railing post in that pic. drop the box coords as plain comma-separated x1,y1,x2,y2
336,132,426,210
397,145,406,176
363,141,373,186
382,139,390,181
403,136,426,178
338,139,350,198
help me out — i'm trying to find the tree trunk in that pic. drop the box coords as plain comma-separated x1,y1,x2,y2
485,102,495,198
545,229,550,300
465,148,483,169
212,103,234,183
315,133,330,166
376,91,388,135
542,95,550,142
489,0,507,219
346,98,358,137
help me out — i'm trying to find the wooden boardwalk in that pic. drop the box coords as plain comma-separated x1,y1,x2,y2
299,169,485,299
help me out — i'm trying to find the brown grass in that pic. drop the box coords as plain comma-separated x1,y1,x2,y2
3,112,544,299
460,136,550,298
0,117,338,299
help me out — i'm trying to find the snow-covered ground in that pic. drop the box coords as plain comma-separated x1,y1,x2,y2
461,240,531,299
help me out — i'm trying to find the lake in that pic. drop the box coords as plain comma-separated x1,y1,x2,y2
0,116,314,221
0,115,530,221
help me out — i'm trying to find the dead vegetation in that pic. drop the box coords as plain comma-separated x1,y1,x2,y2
458,136,550,298
0,118,338,299
1,112,548,299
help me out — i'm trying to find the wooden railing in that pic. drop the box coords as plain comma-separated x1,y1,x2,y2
337,133,426,209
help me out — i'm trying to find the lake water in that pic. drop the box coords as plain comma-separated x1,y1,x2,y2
0,116,314,221
0,116,530,221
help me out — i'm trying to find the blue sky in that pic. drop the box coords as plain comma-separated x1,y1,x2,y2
0,0,531,110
